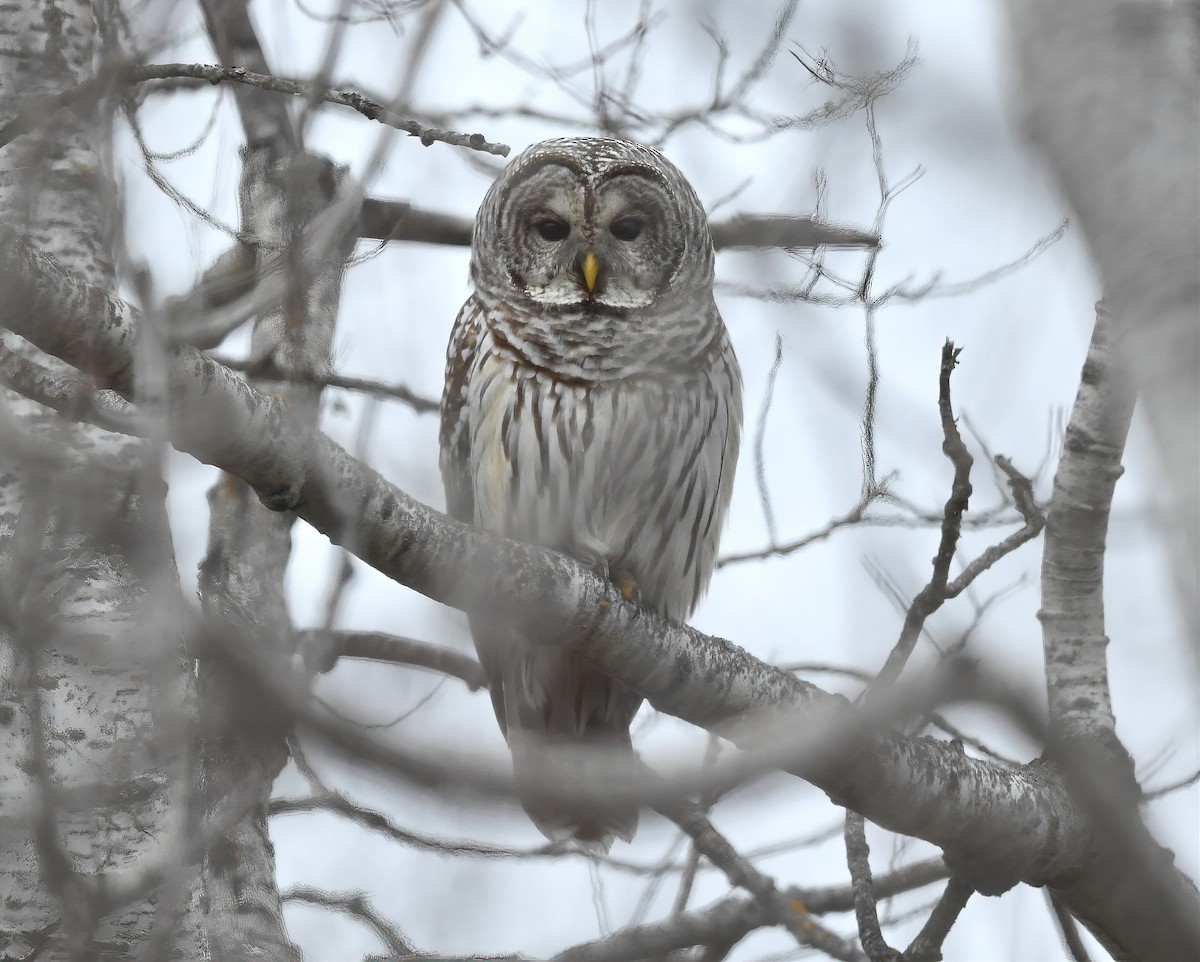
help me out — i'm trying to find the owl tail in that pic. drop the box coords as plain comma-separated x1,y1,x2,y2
497,649,642,852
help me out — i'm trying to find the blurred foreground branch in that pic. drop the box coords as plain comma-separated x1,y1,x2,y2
0,227,1195,959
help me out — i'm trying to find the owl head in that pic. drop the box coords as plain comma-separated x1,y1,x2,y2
470,137,714,313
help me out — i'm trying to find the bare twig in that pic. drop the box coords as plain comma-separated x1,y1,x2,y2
902,876,973,961
717,490,884,567
1144,768,1200,801
844,811,899,961
718,500,1033,567
554,858,948,962
870,341,972,690
296,628,486,689
211,355,439,413
754,334,784,544
270,788,701,879
0,63,509,156
627,831,687,925
283,885,418,957
941,456,1045,598
878,220,1068,304
671,736,723,917
1046,891,1093,962
662,798,865,962
271,790,544,860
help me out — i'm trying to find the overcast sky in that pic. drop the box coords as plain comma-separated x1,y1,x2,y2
117,1,1198,958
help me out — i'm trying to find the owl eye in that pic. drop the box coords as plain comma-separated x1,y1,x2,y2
534,218,570,242
609,216,644,241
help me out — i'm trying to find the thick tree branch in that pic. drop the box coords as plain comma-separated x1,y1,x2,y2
0,229,1195,959
1033,301,1169,959
1039,301,1134,744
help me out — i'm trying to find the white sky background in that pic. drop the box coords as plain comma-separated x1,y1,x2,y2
116,0,1198,958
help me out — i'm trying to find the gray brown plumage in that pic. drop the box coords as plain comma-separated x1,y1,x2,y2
440,136,742,848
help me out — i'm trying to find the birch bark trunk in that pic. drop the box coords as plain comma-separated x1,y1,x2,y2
0,0,202,957
1007,0,1200,637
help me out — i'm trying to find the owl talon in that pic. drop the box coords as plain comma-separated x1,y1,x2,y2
588,558,612,583
615,569,639,604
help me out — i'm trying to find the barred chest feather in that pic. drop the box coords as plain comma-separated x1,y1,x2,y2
445,298,742,623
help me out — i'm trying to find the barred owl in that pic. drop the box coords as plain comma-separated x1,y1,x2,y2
440,137,742,848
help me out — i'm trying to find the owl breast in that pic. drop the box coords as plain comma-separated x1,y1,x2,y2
463,304,741,622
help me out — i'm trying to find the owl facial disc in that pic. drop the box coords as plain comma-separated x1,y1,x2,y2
472,137,714,315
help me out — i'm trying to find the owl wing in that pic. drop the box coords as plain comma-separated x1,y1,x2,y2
438,298,521,737
439,297,483,526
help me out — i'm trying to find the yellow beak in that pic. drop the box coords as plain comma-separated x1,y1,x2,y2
581,251,600,293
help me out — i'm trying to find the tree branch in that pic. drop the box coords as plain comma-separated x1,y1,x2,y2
282,885,418,957
1039,301,1134,743
902,876,973,961
1046,891,1093,962
844,812,899,961
197,0,296,149
555,859,948,962
1007,0,1199,629
296,628,486,689
212,356,440,414
0,63,510,156
662,799,863,961
871,341,972,689
0,332,141,435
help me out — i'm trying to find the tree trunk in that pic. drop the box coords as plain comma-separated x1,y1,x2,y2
0,0,202,957
1007,0,1200,639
